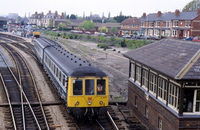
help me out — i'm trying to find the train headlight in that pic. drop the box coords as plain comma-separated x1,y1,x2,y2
88,101,91,105
99,101,103,105
75,101,79,105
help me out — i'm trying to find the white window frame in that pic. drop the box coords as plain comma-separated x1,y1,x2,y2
142,69,148,89
136,66,141,85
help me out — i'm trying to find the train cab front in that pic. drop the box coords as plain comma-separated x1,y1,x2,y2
67,76,109,117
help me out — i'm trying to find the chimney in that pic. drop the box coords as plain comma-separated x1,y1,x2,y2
197,8,200,15
48,10,51,15
143,13,146,18
41,12,44,18
62,12,64,19
157,11,162,18
55,11,58,19
175,9,180,17
35,12,38,15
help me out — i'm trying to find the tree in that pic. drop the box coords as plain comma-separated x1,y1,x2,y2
110,27,117,34
99,26,108,33
58,23,67,31
113,15,131,23
80,20,94,30
183,0,200,11
107,19,117,23
108,12,110,19
70,14,77,19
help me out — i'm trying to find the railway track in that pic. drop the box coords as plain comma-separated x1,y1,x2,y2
0,34,147,129
0,43,50,129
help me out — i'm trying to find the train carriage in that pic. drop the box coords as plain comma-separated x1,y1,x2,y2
34,38,109,117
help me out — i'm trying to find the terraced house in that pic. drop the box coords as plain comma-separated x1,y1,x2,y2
140,9,200,38
120,17,140,36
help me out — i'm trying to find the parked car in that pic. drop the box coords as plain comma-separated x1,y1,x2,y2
85,31,91,35
182,36,194,41
139,36,150,39
132,35,141,39
123,34,131,38
192,36,200,42
149,35,160,40
99,33,107,37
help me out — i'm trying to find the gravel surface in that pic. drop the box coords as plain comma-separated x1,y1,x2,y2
55,37,131,100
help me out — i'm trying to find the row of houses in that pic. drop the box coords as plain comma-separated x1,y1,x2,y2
120,9,200,38
29,9,200,38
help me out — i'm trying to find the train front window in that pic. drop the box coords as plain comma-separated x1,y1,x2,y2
85,79,94,95
97,79,106,95
73,79,82,95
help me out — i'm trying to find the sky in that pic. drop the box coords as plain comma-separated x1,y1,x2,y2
0,0,191,18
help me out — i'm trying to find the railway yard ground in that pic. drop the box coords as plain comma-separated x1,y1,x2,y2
0,32,147,129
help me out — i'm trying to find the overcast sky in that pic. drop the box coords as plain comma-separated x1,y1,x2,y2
0,0,191,17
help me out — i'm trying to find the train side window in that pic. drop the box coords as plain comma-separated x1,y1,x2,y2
97,79,106,95
59,71,62,82
73,79,82,95
62,74,66,86
56,67,58,77
54,65,56,74
85,79,94,95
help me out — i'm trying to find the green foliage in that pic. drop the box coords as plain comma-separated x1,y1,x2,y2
183,0,200,11
98,35,106,42
80,20,94,30
99,26,108,33
107,19,117,23
58,23,67,31
70,14,77,19
113,15,131,23
110,27,118,34
120,38,126,47
97,43,111,49
111,36,116,42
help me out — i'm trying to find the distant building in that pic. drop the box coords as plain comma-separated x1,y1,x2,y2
8,13,18,19
120,17,140,35
29,10,65,28
140,9,200,38
0,17,7,28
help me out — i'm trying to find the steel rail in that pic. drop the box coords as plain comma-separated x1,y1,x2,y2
4,44,26,130
0,48,42,130
107,111,119,130
8,44,50,130
0,68,17,130
96,119,105,130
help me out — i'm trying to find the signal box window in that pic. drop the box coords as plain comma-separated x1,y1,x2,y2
73,79,82,95
85,79,94,95
97,79,105,95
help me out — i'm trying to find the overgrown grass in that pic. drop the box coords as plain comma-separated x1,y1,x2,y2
41,31,154,50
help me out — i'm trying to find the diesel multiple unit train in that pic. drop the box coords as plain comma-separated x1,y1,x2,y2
34,37,109,117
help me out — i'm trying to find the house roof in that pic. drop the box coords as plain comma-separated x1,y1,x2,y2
123,39,200,81
140,11,198,22
121,17,140,25
94,22,120,28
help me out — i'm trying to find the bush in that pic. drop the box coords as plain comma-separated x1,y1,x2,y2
111,36,116,42
120,38,126,47
97,43,111,49
87,35,91,39
113,49,116,51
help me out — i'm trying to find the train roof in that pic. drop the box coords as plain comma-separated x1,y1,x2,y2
34,38,58,48
36,38,107,77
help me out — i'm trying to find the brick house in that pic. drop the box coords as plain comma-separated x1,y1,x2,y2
124,39,200,129
29,11,65,28
140,9,200,38
120,17,140,36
